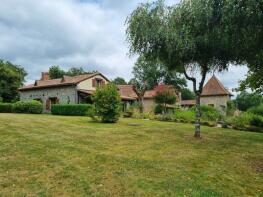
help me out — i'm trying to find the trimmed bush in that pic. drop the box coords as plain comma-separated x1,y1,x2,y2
200,105,221,121
154,104,163,114
92,83,121,123
51,104,94,116
173,109,195,122
248,104,263,116
228,112,263,132
13,100,42,114
0,103,13,113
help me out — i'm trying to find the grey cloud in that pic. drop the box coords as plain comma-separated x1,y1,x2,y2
0,0,247,89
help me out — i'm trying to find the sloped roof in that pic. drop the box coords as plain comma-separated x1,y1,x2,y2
180,99,196,106
117,85,138,100
144,85,177,99
19,73,108,91
201,75,232,96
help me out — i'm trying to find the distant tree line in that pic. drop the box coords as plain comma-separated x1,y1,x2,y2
48,65,98,79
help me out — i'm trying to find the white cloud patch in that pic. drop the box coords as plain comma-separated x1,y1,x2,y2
0,0,247,90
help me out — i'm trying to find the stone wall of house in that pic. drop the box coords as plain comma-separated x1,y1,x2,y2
200,95,231,114
143,99,155,112
20,85,77,112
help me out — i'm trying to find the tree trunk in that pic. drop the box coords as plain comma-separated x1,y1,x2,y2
194,94,201,138
139,96,144,113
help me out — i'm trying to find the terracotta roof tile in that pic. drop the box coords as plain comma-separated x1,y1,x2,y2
180,100,196,106
201,75,232,96
117,85,138,100
19,73,104,91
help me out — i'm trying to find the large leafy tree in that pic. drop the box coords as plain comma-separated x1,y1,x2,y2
112,77,127,85
235,91,263,111
49,65,97,79
181,88,195,100
129,55,186,112
126,0,251,137
0,60,27,102
49,66,65,79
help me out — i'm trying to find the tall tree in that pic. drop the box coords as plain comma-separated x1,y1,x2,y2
49,66,97,79
112,77,127,85
0,60,27,102
181,88,196,100
49,66,65,79
235,91,263,111
67,67,87,76
126,0,248,137
132,56,186,90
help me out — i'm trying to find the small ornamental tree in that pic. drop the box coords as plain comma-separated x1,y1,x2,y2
154,90,176,114
92,83,121,123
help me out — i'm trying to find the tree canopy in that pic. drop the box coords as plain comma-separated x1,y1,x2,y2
235,91,263,112
0,60,27,102
154,89,177,113
49,65,97,79
112,77,127,85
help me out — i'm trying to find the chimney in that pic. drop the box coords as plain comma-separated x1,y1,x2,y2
41,72,49,81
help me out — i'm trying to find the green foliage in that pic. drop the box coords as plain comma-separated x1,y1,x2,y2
227,100,236,116
181,88,195,100
112,77,127,85
49,65,97,79
154,104,163,114
248,104,263,116
132,56,186,90
49,65,65,79
154,90,177,113
200,105,221,122
92,83,121,123
0,60,27,102
235,92,263,111
173,109,195,123
0,97,3,102
0,103,13,113
13,100,42,114
51,104,94,116
228,113,263,131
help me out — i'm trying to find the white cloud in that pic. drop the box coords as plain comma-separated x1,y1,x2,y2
0,0,247,90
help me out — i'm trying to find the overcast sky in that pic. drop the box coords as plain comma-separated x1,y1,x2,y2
0,0,247,92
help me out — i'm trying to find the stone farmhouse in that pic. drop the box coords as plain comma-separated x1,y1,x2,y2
181,75,233,114
19,72,137,113
19,72,232,114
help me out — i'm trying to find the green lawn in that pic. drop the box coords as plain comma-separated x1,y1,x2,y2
0,114,262,197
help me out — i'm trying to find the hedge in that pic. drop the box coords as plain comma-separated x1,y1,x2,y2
13,100,42,114
51,104,94,116
0,103,13,113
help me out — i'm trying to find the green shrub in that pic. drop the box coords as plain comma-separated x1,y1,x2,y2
173,109,195,122
92,83,121,123
0,103,13,113
248,104,263,116
154,104,163,114
13,100,42,114
155,114,174,121
228,112,263,131
200,105,221,121
51,104,94,116
132,111,155,120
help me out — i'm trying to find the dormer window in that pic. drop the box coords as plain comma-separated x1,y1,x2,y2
92,78,105,87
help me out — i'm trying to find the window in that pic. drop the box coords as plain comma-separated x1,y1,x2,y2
92,78,105,87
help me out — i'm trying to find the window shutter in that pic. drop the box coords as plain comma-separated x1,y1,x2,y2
46,99,51,110
92,79,96,87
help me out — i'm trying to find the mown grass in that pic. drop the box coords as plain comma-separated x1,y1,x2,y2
0,113,262,197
